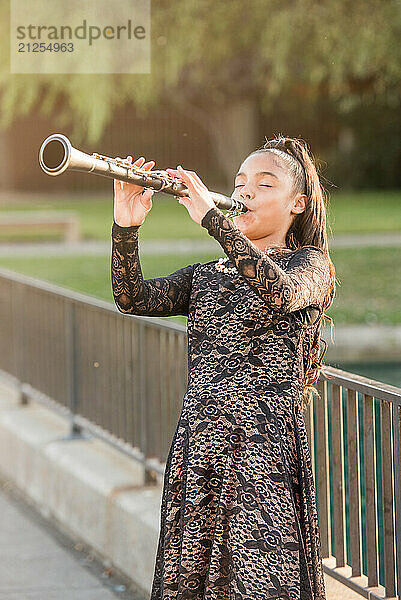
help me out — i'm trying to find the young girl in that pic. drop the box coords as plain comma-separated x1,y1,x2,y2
111,135,336,600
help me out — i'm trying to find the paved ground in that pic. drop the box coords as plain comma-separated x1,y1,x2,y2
0,477,365,600
0,231,399,257
0,478,147,600
0,471,368,600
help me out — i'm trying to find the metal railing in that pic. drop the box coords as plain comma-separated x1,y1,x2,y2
314,369,401,598
0,267,400,598
0,267,188,478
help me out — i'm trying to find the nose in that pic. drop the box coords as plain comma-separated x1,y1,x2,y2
239,183,254,200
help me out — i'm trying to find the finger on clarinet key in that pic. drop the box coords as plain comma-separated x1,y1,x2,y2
177,166,198,185
177,168,197,190
178,165,195,175
177,166,190,180
166,168,184,183
178,166,205,189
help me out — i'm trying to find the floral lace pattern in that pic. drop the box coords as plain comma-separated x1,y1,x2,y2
200,208,330,315
111,222,200,316
111,209,330,599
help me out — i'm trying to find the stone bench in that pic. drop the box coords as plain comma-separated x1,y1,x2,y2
0,211,81,242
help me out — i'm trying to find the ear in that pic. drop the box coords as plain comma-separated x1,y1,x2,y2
291,192,307,215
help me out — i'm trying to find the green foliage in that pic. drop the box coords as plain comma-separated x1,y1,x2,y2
326,103,401,189
1,0,400,144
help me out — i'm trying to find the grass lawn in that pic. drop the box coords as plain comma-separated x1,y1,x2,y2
0,246,400,326
0,252,219,326
324,190,401,234
0,193,204,242
0,189,401,242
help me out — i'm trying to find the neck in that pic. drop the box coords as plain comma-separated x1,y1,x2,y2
248,234,288,252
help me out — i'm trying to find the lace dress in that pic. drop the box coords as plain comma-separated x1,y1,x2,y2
111,206,331,600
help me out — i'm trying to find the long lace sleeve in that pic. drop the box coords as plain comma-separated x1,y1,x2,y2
201,207,330,314
111,221,200,317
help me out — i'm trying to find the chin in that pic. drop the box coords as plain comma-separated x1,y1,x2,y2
234,215,253,234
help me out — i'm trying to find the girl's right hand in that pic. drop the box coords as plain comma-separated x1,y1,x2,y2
113,156,155,227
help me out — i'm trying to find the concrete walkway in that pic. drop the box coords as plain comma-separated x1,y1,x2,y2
0,479,146,600
0,439,367,600
0,448,367,600
0,231,399,257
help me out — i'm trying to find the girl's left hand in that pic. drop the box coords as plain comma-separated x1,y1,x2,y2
166,165,216,225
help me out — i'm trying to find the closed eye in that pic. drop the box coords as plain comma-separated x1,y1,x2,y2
234,183,272,188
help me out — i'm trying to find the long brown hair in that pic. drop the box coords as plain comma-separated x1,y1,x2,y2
249,134,336,411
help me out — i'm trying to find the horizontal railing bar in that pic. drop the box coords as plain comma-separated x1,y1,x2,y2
321,365,401,405
322,563,388,600
0,267,186,334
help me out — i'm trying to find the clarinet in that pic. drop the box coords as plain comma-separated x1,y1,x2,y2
38,134,247,214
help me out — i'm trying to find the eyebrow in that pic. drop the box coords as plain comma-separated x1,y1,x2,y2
235,170,279,180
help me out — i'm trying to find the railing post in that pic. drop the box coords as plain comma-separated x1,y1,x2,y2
381,399,397,597
363,394,379,589
65,300,81,437
137,320,156,484
12,281,28,406
392,401,401,597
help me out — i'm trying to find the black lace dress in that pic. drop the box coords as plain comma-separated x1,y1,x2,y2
111,206,331,600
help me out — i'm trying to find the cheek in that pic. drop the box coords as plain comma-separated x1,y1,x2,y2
258,200,284,222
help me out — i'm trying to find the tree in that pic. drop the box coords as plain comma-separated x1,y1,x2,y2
1,0,400,185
